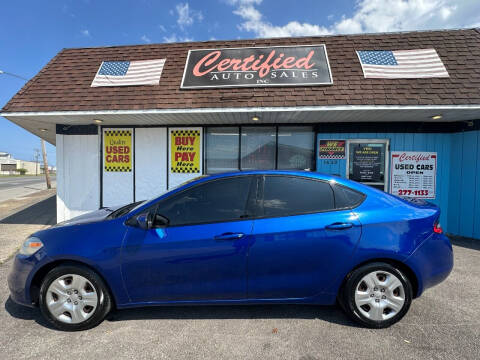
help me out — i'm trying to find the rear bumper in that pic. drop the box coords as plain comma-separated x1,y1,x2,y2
405,233,453,297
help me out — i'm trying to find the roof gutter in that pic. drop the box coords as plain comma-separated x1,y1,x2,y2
2,104,480,117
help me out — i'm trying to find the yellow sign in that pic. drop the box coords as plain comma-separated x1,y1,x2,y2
170,129,200,173
104,130,132,172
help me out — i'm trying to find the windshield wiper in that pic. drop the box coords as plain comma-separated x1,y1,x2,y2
108,201,143,219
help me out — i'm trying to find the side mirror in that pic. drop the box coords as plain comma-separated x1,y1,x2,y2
136,213,151,230
136,212,169,229
154,214,169,227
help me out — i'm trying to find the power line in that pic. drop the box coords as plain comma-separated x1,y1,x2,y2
0,69,28,81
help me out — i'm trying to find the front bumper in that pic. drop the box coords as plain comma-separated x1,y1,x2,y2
7,250,48,307
405,232,453,297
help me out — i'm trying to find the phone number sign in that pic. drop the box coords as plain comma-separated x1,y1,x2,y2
390,151,437,199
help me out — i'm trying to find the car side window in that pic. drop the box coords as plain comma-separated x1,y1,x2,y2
332,184,366,209
156,176,253,226
261,176,335,217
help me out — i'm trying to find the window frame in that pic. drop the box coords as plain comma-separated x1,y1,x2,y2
204,125,316,174
148,175,258,227
345,139,390,191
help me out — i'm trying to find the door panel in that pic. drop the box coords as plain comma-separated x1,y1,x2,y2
247,210,361,299
121,175,255,303
122,220,253,302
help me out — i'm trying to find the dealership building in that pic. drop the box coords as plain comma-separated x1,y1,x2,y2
1,28,479,239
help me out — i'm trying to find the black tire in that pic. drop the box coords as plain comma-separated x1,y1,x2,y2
340,262,413,328
39,264,112,331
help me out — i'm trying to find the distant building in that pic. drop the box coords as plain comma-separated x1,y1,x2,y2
0,151,45,175
0,152,18,174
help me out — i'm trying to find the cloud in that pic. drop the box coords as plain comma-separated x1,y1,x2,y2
163,34,194,43
80,29,90,37
228,0,480,38
329,0,468,34
175,3,203,29
158,25,167,32
141,34,151,43
232,1,331,37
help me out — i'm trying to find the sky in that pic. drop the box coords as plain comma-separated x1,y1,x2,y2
1,0,479,166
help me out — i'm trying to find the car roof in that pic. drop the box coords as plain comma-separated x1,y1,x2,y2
196,170,379,195
204,170,330,180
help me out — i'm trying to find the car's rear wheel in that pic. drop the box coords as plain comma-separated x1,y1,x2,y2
340,262,412,328
39,264,112,331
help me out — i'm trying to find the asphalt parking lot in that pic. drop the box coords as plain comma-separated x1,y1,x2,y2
1,239,479,360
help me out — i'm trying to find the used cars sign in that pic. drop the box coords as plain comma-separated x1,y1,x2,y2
181,45,333,88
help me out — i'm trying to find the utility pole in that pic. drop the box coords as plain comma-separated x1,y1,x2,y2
34,149,40,176
41,140,52,189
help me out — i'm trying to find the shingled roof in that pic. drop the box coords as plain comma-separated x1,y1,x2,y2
2,28,480,113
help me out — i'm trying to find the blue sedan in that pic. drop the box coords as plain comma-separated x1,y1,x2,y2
8,171,453,330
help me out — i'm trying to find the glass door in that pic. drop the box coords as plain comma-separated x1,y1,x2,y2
346,139,389,191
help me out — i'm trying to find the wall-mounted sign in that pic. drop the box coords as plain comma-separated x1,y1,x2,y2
390,151,437,199
170,130,201,173
318,140,346,159
352,145,382,182
181,45,333,89
104,129,132,172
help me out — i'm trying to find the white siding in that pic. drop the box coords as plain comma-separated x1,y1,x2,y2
135,128,167,200
56,133,100,222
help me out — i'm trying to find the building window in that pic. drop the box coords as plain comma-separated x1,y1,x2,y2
205,127,240,174
241,126,276,170
277,126,315,170
205,126,315,173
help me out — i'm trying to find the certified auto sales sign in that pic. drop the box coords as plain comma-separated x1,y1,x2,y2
181,45,333,88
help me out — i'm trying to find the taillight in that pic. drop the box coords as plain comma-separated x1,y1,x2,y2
433,222,443,234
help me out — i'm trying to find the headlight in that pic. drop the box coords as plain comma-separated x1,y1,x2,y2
19,237,44,256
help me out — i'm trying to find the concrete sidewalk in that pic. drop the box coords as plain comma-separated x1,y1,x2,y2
0,189,56,264
0,177,56,203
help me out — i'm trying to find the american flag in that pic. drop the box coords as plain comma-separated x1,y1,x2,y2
91,59,166,87
356,49,449,79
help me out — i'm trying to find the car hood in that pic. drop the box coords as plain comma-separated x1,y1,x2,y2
54,206,120,227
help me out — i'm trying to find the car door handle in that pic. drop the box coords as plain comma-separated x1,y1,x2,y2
326,222,354,230
214,232,245,240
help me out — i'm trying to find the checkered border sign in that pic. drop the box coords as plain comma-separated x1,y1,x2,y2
171,129,201,173
104,130,131,137
104,129,132,172
171,130,200,136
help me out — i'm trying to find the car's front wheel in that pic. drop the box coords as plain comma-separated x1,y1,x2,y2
39,264,112,331
340,262,413,328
